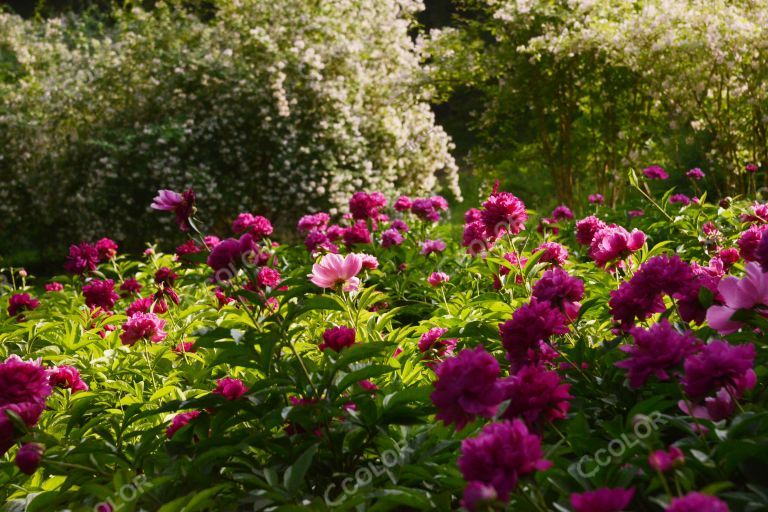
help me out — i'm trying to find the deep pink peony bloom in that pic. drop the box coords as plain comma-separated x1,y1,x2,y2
126,296,167,317
82,279,119,311
431,346,504,430
213,377,248,400
575,216,607,246
757,233,768,272
499,300,569,369
428,271,450,287
643,165,669,180
319,326,356,352
551,205,574,221
500,364,571,426
706,262,768,334
670,194,691,206
393,195,413,212
745,163,759,173
381,228,404,248
534,242,568,265
740,203,768,224
297,212,330,232
411,198,441,222
119,312,167,346
686,168,705,180
588,193,605,204
174,341,196,354
570,487,635,512
628,209,645,218
461,482,498,512
531,267,584,320
666,492,729,512
64,242,100,275
615,320,699,388
342,221,372,246
589,225,646,268
683,340,755,400
257,267,281,288
0,356,51,454
458,419,552,500
207,234,259,281
151,188,196,231
390,219,409,232
175,239,202,261
232,213,273,239
15,442,44,475
95,238,119,260
49,365,89,393
154,267,178,288
421,239,446,256
462,221,491,255
304,230,338,254
359,254,379,270
418,327,457,364
309,253,364,292
738,225,767,261
481,191,528,239
45,282,64,293
349,192,387,220
120,278,143,296
166,410,201,439
648,446,685,472
7,293,39,317
464,208,482,223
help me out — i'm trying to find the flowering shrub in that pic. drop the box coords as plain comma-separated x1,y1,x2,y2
3,173,768,511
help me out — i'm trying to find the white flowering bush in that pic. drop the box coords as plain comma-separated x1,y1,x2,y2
0,0,459,254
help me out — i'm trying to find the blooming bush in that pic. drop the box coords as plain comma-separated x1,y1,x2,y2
2,172,768,511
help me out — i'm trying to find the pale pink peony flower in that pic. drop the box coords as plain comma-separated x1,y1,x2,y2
309,253,364,292
706,262,768,334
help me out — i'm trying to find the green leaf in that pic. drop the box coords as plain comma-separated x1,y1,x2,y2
283,444,318,493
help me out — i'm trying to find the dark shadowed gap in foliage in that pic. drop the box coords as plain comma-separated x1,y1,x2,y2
1,0,217,20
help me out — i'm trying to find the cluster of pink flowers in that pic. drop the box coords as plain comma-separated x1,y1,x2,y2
395,195,449,223
82,279,120,311
0,356,52,455
64,238,119,275
587,224,646,269
462,187,527,255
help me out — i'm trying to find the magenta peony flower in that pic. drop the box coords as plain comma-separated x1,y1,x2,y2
738,225,768,261
648,446,685,472
232,213,274,239
175,239,202,261
213,377,248,400
588,193,605,204
257,267,281,288
15,442,44,475
206,234,259,281
531,268,584,320
551,205,574,221
174,341,196,354
589,225,646,268
319,326,356,352
359,254,379,270
686,168,705,180
411,198,441,222
418,327,457,357
45,282,64,293
670,194,691,206
119,312,167,346
458,419,552,500
82,279,119,311
421,239,447,256
305,230,338,254
428,271,450,287
683,340,755,400
342,221,372,246
462,221,491,255
0,356,51,454
151,188,196,231
464,208,482,223
706,262,768,334
570,487,635,512
499,300,569,369
349,192,387,220
7,293,39,317
499,364,571,426
461,482,498,512
481,191,528,239
120,278,143,296
390,219,409,232
64,242,100,275
126,296,167,317
643,165,669,180
381,228,404,248
666,492,729,512
534,242,568,265
297,212,330,232
49,365,88,393
575,216,607,246
393,195,413,212
309,253,364,292
615,320,699,388
431,346,504,430
628,209,645,218
745,163,759,173
95,238,118,260
166,410,201,439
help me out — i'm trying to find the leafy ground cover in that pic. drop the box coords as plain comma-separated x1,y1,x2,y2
2,168,768,511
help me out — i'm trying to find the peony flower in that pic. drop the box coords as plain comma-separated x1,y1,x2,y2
534,242,568,265
232,213,273,239
82,279,119,311
431,346,504,430
393,195,413,212
615,320,699,388
648,446,685,472
207,234,259,281
381,228,404,248
428,271,450,287
464,208,482,223
64,242,100,275
151,188,196,231
349,192,387,220
7,293,39,317
297,212,330,232
706,262,768,334
738,225,767,261
49,365,88,393
421,239,446,256
213,377,248,400
683,340,755,400
45,282,64,293
257,267,281,288
499,364,571,426
126,296,167,317
481,191,528,239
461,482,498,512
745,163,759,173
588,193,605,204
462,221,491,255
319,326,356,352
95,238,119,260
670,194,691,206
666,492,729,512
309,253,364,292
411,198,441,222
15,443,44,475
342,221,372,246
458,420,551,500
0,356,51,454
418,328,457,366
119,312,167,346
499,300,569,369
628,209,645,218
575,216,607,246
120,278,142,296
305,229,338,254
686,168,705,180
589,226,646,268
551,205,574,221
174,341,196,354
570,487,635,512
643,165,669,179
166,411,201,439
175,239,201,261
531,268,584,320
358,254,379,270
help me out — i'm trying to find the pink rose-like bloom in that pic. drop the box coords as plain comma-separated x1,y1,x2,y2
428,271,450,287
589,225,646,268
628,209,645,218
648,446,685,472
319,326,356,352
570,487,635,512
82,279,119,311
418,327,457,357
670,194,691,206
575,216,607,246
411,198,441,222
174,341,196,354
166,410,201,439
499,300,569,369
213,377,248,400
643,165,669,180
0,356,51,455
297,212,330,232
745,163,759,173
49,365,88,393
120,278,142,296
95,238,118,260
615,320,699,388
390,219,409,232
666,492,729,512
740,202,768,224
683,340,755,400
309,253,364,292
151,188,196,231
534,242,568,265
64,242,100,275
738,225,767,261
206,234,258,280
702,221,719,237
7,293,39,317
175,239,201,261
126,296,167,317
531,268,584,320
358,254,379,270
551,205,574,221
462,221,491,255
461,482,498,512
393,195,413,212
588,193,605,204
342,221,372,246
431,346,505,430
421,239,447,256
349,191,387,220
257,267,281,288
464,208,482,223
45,282,64,293
458,419,552,500
687,168,705,180
381,228,404,248
15,443,44,475
706,262,768,334
500,364,571,426
232,213,274,239
305,230,338,254
119,312,167,346
481,191,528,239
